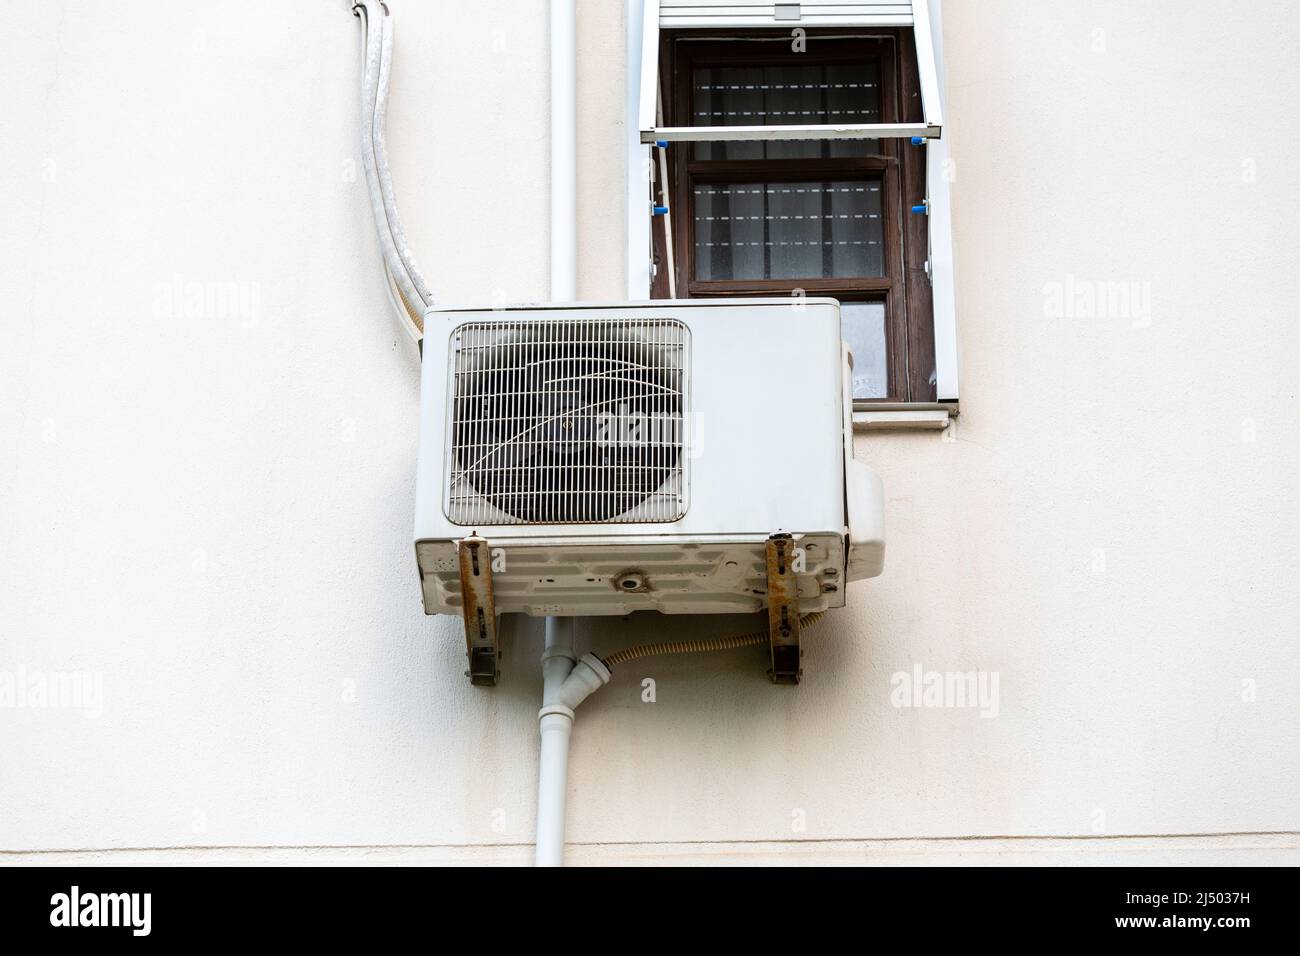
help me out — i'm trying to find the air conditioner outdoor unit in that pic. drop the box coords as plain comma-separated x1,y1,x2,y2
414,297,885,683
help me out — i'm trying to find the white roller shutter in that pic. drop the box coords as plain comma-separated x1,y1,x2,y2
639,0,943,144
660,2,914,28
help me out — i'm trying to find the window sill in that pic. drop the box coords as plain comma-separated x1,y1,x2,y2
852,404,954,432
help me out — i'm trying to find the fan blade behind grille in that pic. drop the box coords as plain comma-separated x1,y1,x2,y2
446,317,689,525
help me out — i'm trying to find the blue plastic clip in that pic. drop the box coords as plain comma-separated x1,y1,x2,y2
910,136,925,146
653,205,669,216
911,201,928,215
655,140,669,148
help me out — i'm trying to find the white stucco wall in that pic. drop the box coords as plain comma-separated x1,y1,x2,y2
1,0,1297,864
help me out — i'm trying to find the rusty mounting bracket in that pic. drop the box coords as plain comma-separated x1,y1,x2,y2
457,535,499,687
765,533,802,685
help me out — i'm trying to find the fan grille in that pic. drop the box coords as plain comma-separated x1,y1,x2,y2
445,317,689,525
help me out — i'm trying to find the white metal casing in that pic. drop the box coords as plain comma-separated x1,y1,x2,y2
415,298,884,617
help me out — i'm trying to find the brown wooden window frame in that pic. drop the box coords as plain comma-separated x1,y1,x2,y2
651,29,937,404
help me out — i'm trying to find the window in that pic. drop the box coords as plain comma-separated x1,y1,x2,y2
650,30,936,403
629,0,957,409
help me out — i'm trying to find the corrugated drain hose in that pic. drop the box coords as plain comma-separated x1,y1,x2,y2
602,612,825,669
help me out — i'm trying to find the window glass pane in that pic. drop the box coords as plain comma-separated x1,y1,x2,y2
692,62,881,160
841,302,888,399
693,181,883,281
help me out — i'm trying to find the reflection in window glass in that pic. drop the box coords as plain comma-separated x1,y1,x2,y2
692,62,882,160
841,302,888,399
693,181,884,281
